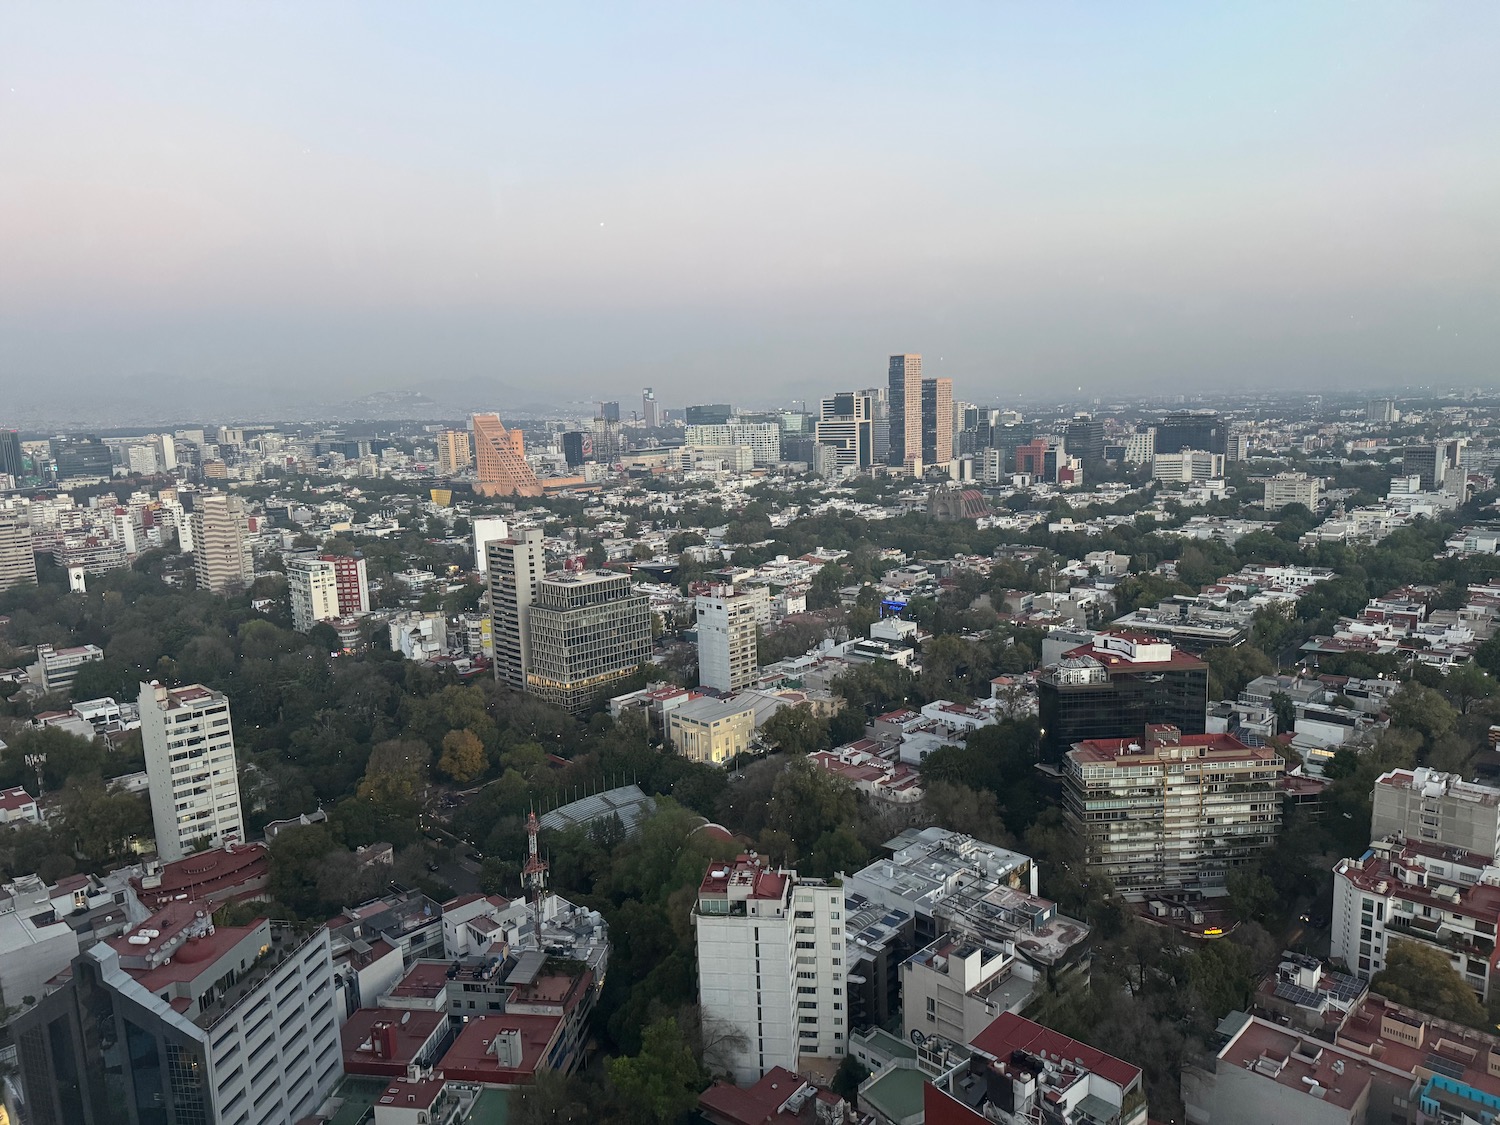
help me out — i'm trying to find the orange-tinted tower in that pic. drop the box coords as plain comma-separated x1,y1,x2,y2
472,413,543,497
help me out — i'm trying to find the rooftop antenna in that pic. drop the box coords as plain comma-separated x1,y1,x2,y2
522,809,549,948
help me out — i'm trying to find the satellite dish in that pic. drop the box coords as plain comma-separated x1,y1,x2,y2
910,1029,926,1046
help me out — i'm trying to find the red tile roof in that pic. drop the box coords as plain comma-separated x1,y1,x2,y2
437,1013,564,1085
970,1012,1140,1090
341,1008,448,1077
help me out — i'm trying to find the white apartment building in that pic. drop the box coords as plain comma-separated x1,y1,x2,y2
287,555,341,633
683,422,781,466
696,584,761,693
1123,429,1156,465
487,529,546,690
0,514,38,593
471,516,509,573
1263,472,1322,511
1152,450,1225,482
27,642,104,696
1333,836,1500,998
694,855,847,1084
139,680,246,862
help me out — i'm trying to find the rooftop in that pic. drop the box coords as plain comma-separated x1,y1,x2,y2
341,1007,447,1076
1219,1016,1387,1113
1377,767,1500,807
438,1012,564,1085
699,855,792,902
971,1011,1140,1090
1068,730,1281,766
133,843,268,908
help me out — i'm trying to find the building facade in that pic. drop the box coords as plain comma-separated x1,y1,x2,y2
0,513,38,592
887,354,923,468
696,585,761,693
1154,411,1226,456
694,855,847,1084
1371,767,1500,858
434,428,472,474
1063,727,1284,898
1036,633,1209,762
139,681,246,862
525,571,651,713
287,555,340,633
472,413,542,498
667,696,756,765
920,376,953,467
487,530,546,691
189,492,253,595
1264,472,1321,511
683,423,781,466
815,393,874,470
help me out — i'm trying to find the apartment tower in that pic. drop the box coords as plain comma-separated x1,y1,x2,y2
435,428,473,474
920,376,953,467
487,529,547,690
695,584,761,693
139,680,245,862
0,513,38,592
189,492,253,595
287,556,341,633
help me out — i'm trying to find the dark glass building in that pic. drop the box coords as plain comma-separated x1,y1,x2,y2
0,429,23,479
1064,418,1105,465
561,430,595,467
991,421,1035,473
683,404,732,426
50,436,114,480
1037,633,1208,762
1154,411,1226,456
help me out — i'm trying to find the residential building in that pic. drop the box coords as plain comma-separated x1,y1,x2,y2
288,555,341,633
699,1067,849,1125
668,695,757,765
815,393,875,469
921,1012,1147,1125
1366,397,1397,424
472,413,542,498
189,491,253,595
0,513,37,592
1123,429,1156,465
471,516,509,573
27,642,104,696
921,376,953,467
901,933,1042,1046
887,354,923,468
696,584,761,692
0,786,41,826
1036,632,1209,762
15,908,342,1125
0,874,81,1009
1333,836,1500,995
1155,411,1226,456
139,680,245,862
1063,726,1285,898
1403,443,1444,491
1263,471,1322,510
388,612,447,661
642,387,659,427
1226,427,1250,461
1372,767,1500,857
683,422,781,466
325,552,370,615
435,428,472,474
487,529,546,690
694,854,846,1083
525,570,651,713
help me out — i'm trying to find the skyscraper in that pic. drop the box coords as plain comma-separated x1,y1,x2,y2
887,354,923,467
642,387,659,427
189,491,253,595
487,529,546,690
599,401,621,424
1064,417,1105,465
0,514,37,593
435,427,472,474
287,556,340,633
50,435,113,480
525,571,651,713
0,429,22,479
695,584,761,692
139,680,245,861
920,376,953,466
1402,444,1443,491
472,413,542,498
684,404,734,426
814,392,874,469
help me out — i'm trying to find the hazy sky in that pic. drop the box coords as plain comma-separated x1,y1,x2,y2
3,2,1498,416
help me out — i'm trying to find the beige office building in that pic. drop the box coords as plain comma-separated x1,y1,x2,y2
0,514,37,592
190,492,253,595
525,571,651,714
668,696,756,765
436,428,473,474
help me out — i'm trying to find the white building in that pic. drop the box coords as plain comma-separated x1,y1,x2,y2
1152,449,1225,482
0,874,81,1004
487,529,546,690
471,517,510,573
694,854,847,1083
287,555,341,633
388,612,448,661
27,642,104,696
1263,472,1322,511
684,422,782,466
139,680,246,862
696,585,761,693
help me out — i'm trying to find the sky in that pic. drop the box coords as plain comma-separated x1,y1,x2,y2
2,2,1498,419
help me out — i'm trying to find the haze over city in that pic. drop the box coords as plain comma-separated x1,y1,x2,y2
3,3,1498,421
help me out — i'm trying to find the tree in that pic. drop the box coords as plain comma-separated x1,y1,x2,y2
1372,940,1487,1028
807,562,844,610
439,729,486,783
1203,645,1275,702
831,1055,870,1101
607,1016,706,1124
1388,682,1458,745
1442,663,1496,714
1269,691,1297,738
758,704,828,755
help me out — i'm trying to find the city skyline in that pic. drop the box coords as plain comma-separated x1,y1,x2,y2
2,3,1497,419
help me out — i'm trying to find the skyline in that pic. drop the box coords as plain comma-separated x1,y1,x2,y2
3,3,1498,416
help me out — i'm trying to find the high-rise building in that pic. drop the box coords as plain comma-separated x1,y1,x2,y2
471,413,542,498
599,401,622,424
139,680,246,862
1064,417,1105,465
1366,398,1396,424
814,393,874,469
560,431,595,467
1036,633,1209,762
1402,444,1443,491
435,428,472,474
0,429,23,479
683,422,781,466
684,404,734,426
1123,429,1156,465
695,584,761,692
1263,472,1321,511
50,436,113,480
992,421,1035,473
1062,727,1284,898
525,571,651,713
324,552,370,615
887,354,923,467
694,854,845,1083
189,492,253,595
642,388,659,427
1154,411,1226,456
287,555,340,633
920,376,953,467
0,513,37,592
487,529,546,690
471,517,510,573
1151,450,1225,482
16,913,341,1125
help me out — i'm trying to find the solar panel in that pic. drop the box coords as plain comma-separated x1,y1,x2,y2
1425,1054,1467,1081
1328,974,1363,1000
1274,982,1320,1007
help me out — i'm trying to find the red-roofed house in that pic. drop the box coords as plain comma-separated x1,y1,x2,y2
0,785,40,826
341,1008,450,1077
699,1067,849,1125
437,1013,565,1086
